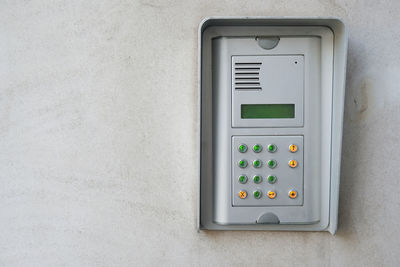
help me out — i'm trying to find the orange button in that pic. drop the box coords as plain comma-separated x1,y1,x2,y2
289,190,297,199
267,191,276,199
238,190,247,199
289,160,297,168
289,144,298,153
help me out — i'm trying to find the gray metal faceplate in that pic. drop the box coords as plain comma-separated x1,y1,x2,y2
232,55,304,127
212,35,330,225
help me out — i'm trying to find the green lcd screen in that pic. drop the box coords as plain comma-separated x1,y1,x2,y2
241,104,295,119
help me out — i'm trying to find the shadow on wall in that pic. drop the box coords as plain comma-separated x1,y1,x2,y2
337,37,369,237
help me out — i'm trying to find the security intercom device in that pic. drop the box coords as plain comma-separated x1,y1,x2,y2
198,17,347,234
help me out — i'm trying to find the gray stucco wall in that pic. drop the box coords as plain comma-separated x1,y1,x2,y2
1,1,399,266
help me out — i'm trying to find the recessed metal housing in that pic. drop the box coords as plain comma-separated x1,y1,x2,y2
198,17,348,234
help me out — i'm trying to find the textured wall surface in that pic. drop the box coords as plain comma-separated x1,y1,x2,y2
1,1,400,266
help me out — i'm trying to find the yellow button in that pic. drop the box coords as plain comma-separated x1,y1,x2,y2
289,190,297,199
267,191,276,199
289,160,297,168
238,190,247,199
289,144,298,153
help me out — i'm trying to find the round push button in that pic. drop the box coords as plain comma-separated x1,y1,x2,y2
238,190,247,199
267,175,277,184
238,144,248,153
268,144,277,153
267,191,277,199
253,175,262,184
253,190,262,199
253,159,262,168
238,160,248,168
289,144,298,153
267,159,277,169
238,175,248,184
289,190,297,199
253,144,262,153
288,160,297,168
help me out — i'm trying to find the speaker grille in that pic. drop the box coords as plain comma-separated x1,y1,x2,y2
234,62,261,90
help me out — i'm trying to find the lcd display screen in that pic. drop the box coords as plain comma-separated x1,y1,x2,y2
241,104,295,119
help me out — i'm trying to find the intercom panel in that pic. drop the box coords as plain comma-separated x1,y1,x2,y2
199,18,348,234
212,35,323,225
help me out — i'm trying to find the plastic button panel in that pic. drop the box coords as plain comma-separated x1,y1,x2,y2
232,135,303,207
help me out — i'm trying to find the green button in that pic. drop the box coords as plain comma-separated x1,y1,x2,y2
268,159,277,169
253,175,262,184
268,175,277,184
253,159,262,168
238,159,248,168
253,190,262,199
238,144,247,153
268,144,277,152
238,175,248,184
253,144,262,153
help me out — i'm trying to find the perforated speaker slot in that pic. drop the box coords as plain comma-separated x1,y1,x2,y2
234,62,262,90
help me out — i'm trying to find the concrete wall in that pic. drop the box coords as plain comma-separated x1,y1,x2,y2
1,0,399,266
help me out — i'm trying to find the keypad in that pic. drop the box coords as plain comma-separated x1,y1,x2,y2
232,136,303,206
